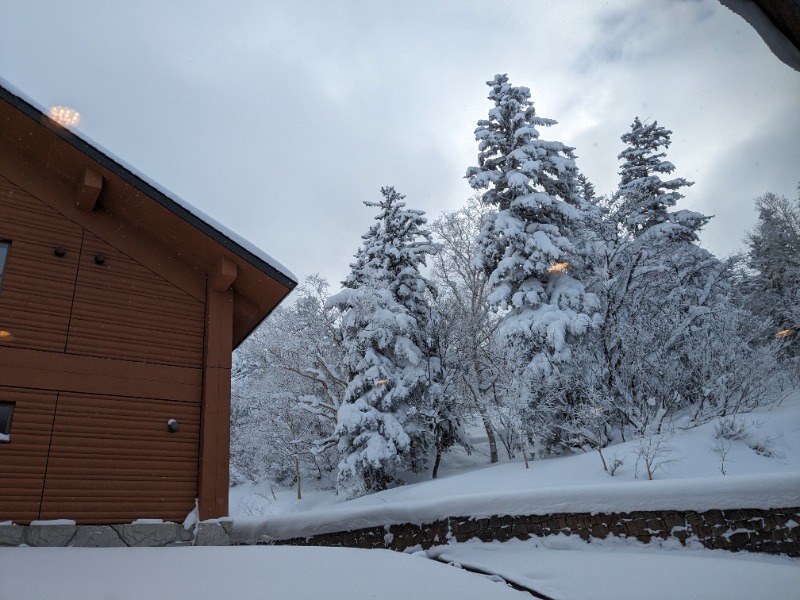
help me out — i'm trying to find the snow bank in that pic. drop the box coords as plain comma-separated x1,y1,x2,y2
234,471,800,543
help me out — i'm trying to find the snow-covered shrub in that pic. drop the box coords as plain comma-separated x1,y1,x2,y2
634,434,677,480
608,453,624,477
709,437,733,475
230,278,346,492
714,416,749,441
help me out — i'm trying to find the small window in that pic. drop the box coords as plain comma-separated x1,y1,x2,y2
0,241,9,292
0,401,14,442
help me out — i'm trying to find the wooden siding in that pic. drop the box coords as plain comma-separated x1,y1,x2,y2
0,347,202,404
39,393,200,523
0,91,291,523
0,176,205,369
0,181,206,523
66,231,205,368
0,386,58,523
0,177,82,352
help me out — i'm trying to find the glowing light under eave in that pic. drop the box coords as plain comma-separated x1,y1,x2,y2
48,105,81,128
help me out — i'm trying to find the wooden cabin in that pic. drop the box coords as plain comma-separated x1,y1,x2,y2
0,85,296,524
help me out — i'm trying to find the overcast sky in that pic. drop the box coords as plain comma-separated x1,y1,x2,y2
1,0,798,286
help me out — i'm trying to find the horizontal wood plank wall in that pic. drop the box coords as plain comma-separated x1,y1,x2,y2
0,386,58,523
0,177,82,351
39,393,200,523
67,231,205,368
45,228,205,522
0,347,202,403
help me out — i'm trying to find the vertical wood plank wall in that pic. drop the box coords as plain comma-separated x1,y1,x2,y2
0,176,208,524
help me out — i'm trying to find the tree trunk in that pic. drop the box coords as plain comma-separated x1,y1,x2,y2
479,407,499,464
295,456,302,500
432,446,442,479
597,444,608,473
519,432,529,469
471,344,499,464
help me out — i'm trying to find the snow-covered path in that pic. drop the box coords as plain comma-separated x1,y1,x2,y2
428,535,800,600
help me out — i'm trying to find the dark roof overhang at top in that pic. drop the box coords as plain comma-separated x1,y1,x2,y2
0,82,297,347
719,0,800,72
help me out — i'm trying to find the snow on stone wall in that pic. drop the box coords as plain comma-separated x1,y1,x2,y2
265,507,800,557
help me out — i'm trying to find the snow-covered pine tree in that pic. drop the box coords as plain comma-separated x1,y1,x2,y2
744,190,800,363
329,187,441,493
466,74,599,374
612,117,708,242
599,117,777,431
576,172,596,203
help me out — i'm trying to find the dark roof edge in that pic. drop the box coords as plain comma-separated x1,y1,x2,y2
0,84,298,291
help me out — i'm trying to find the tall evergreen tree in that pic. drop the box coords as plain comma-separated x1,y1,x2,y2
467,74,599,374
329,187,441,492
744,190,800,362
612,117,708,242
598,117,773,430
576,172,596,203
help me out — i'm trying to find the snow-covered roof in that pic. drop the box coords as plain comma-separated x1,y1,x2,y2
0,78,297,289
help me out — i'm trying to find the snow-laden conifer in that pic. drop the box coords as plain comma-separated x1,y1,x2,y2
576,172,596,203
329,187,440,493
744,190,800,364
467,74,599,373
612,117,708,241
598,118,780,430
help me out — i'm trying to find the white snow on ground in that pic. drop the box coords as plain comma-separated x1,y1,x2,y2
428,535,800,600
2,537,797,600
0,546,525,600
232,396,800,542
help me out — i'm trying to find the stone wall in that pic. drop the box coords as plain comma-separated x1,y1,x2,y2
0,521,231,547
269,507,800,557
6,508,797,554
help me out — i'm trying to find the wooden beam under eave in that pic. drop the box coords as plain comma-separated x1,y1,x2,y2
76,167,103,212
210,256,237,292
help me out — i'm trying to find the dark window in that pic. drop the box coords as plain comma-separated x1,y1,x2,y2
0,241,9,292
0,401,14,441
